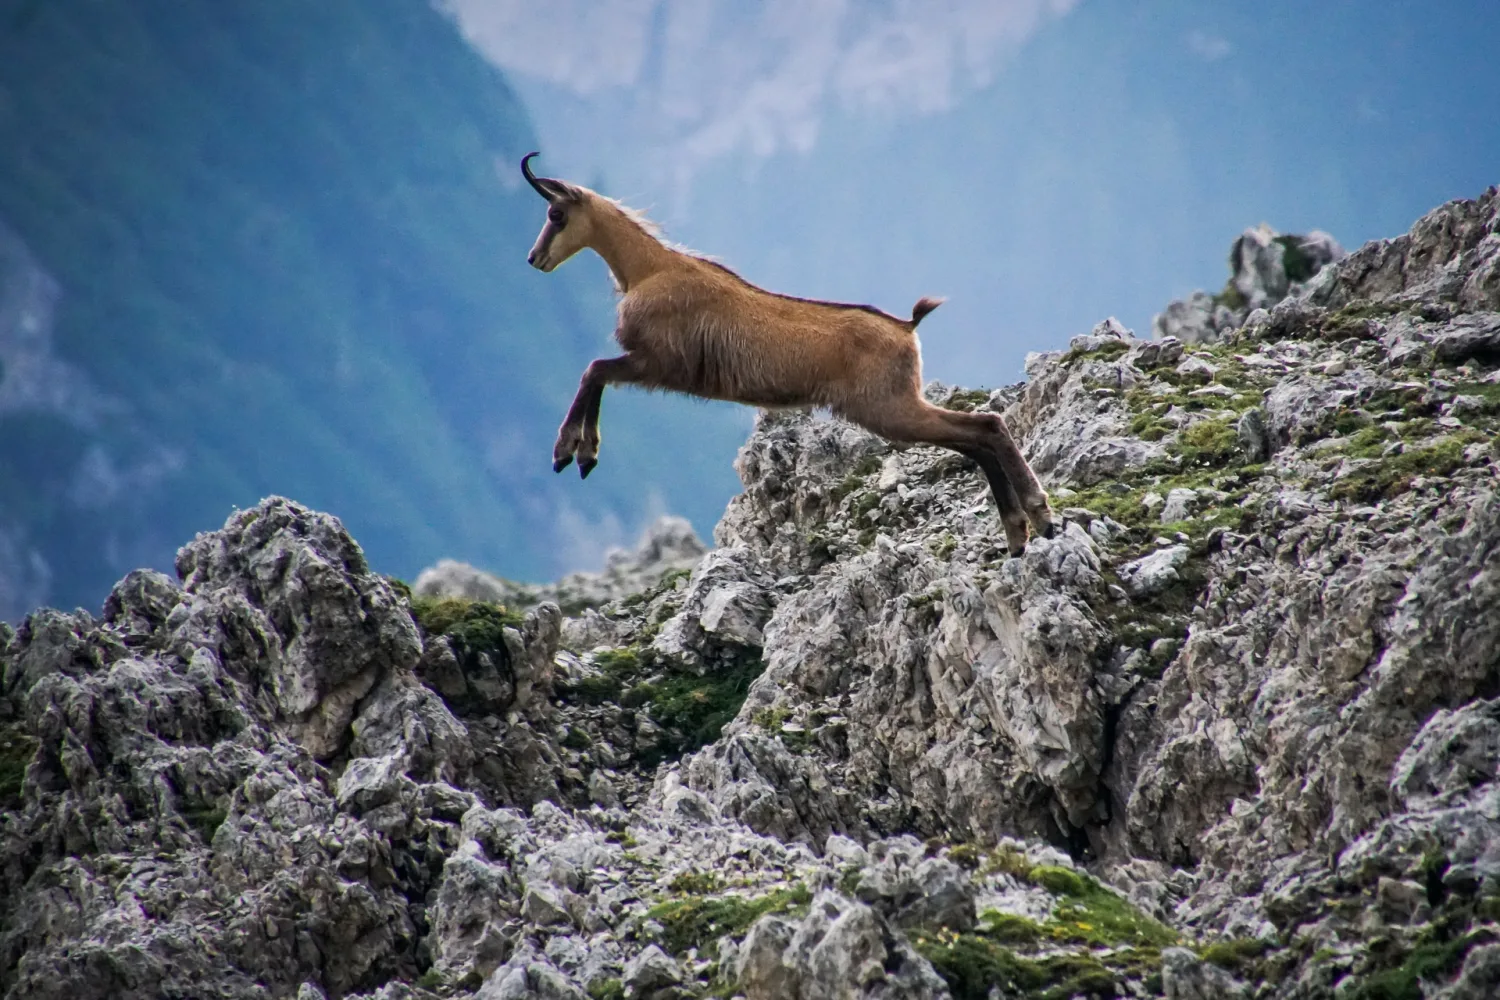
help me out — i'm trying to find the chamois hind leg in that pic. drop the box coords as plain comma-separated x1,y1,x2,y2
851,398,1036,555
952,444,1032,556
981,413,1055,538
555,354,642,478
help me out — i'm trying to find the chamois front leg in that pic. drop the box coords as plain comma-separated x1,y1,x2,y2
553,354,642,478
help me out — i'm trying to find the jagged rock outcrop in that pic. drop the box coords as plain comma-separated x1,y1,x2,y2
2,187,1499,1000
415,516,708,615
1302,186,1499,314
1154,223,1346,344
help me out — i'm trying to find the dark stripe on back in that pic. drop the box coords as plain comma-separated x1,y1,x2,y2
697,258,904,323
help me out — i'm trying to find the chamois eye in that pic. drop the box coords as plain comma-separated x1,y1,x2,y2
548,207,566,225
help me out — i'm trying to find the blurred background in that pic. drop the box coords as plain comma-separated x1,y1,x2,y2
1,0,1496,619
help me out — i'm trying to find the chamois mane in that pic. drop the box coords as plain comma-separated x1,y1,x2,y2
519,151,1055,556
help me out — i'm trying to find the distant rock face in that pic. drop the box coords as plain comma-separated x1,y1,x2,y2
3,188,1500,1000
414,515,708,615
1153,223,1347,344
1303,186,1500,314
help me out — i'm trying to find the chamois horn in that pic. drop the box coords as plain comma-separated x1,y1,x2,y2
520,152,553,201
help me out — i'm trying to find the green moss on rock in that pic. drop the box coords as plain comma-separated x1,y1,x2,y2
410,594,525,644
648,883,812,958
981,911,1044,946
913,932,1123,1000
829,454,884,505
1129,411,1176,441
1175,418,1240,468
669,870,724,895
1352,931,1484,1000
561,644,766,768
1030,865,1089,897
1034,869,1179,950
942,388,995,412
1329,436,1473,503
981,846,1036,880
0,724,37,808
916,852,1188,997
1199,937,1271,974
586,979,625,1000
1069,339,1132,363
625,651,764,766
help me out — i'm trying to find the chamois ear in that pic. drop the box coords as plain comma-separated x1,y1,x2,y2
546,179,585,203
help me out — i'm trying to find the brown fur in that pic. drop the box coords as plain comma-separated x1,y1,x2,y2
523,157,1055,554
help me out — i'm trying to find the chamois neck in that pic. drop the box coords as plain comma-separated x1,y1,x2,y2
587,200,674,292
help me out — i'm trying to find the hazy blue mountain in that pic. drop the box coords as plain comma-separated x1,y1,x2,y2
0,0,749,618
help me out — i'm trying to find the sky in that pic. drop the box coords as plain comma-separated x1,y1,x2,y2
446,0,1500,389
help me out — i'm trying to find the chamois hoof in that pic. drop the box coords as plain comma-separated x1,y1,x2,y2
578,457,597,479
1008,543,1027,559
1039,518,1058,539
553,455,574,473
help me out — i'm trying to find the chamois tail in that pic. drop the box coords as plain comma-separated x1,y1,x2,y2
909,296,945,327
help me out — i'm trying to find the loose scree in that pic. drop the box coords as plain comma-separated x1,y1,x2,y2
520,153,1056,555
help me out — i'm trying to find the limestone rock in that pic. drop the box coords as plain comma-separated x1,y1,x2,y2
1152,224,1345,344
622,944,683,996
1303,185,1499,312
649,546,774,670
1235,407,1271,462
733,892,950,1000
174,496,421,759
1119,544,1190,596
1162,947,1250,999
1154,291,1222,345
415,516,708,615
1432,310,1500,364
852,836,976,932
1124,335,1185,370
1159,488,1199,523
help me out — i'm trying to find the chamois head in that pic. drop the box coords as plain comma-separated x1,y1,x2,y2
522,152,593,273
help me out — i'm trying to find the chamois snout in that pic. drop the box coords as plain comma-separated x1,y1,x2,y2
528,221,572,272
526,205,565,272
522,152,587,273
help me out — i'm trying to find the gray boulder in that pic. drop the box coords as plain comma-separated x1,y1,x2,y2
732,892,950,1000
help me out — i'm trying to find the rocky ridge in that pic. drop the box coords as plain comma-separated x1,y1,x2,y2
1151,223,1345,345
1,187,1498,999
413,516,708,617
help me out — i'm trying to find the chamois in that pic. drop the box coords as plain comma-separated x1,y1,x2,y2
520,153,1055,555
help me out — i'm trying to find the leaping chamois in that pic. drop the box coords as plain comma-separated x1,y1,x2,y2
520,153,1055,555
